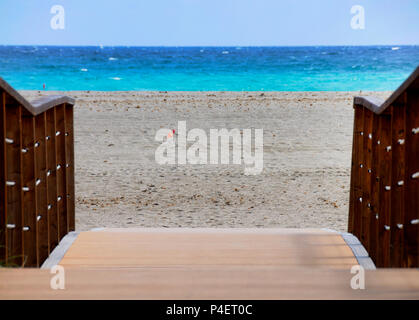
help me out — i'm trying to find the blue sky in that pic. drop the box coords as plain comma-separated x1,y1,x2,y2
0,0,418,46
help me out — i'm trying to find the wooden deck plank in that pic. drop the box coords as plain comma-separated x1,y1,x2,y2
1,228,418,299
0,267,418,300
59,230,358,269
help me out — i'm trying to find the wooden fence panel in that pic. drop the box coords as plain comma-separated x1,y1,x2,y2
0,79,75,268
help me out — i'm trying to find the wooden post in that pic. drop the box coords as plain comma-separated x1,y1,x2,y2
21,112,37,267
369,113,380,264
55,105,67,239
65,105,75,231
377,114,392,267
4,98,23,266
390,102,406,267
361,109,373,251
348,108,357,234
35,113,49,264
46,108,58,252
349,105,364,238
405,90,419,267
0,91,5,264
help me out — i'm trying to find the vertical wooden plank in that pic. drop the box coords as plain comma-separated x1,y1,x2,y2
377,114,392,267
55,105,67,239
350,106,364,240
348,108,357,234
390,102,406,268
21,113,37,267
360,109,373,252
0,91,5,264
65,105,75,231
4,97,23,266
35,113,49,264
46,108,58,252
405,90,419,268
368,113,380,265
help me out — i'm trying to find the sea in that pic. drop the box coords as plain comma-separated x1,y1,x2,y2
0,45,417,91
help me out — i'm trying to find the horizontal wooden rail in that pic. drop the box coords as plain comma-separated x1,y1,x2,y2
0,79,75,267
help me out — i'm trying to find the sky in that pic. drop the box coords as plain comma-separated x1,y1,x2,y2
0,0,418,46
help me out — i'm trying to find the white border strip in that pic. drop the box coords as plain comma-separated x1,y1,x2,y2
341,232,376,270
41,231,80,269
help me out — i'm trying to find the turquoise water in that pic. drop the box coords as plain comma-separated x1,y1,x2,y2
0,46,418,91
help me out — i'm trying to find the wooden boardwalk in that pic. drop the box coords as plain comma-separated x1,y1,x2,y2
1,228,419,299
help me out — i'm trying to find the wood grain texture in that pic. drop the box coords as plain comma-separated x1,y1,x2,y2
45,108,58,252
4,98,23,266
349,106,364,238
405,90,419,267
55,105,67,240
59,229,358,269
35,113,49,263
65,105,75,231
1,266,419,300
390,103,406,267
0,91,5,263
20,112,37,267
2,229,418,299
361,109,373,251
377,115,392,267
368,113,380,264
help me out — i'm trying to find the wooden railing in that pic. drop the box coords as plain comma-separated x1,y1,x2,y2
0,79,75,267
348,80,419,268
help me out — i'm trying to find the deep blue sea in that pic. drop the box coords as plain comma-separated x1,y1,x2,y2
0,46,418,91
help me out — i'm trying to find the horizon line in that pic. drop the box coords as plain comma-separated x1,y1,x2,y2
0,44,418,48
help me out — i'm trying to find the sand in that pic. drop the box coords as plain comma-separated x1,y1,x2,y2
21,90,391,232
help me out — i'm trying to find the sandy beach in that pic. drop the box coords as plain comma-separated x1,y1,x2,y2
21,90,391,232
